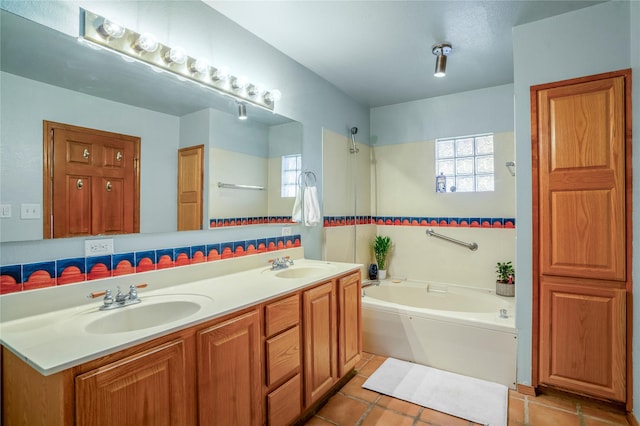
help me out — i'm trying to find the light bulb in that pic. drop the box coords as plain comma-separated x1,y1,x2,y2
133,33,158,53
98,18,125,39
189,58,209,74
163,47,187,65
247,84,264,97
265,89,282,104
231,75,248,90
210,66,230,81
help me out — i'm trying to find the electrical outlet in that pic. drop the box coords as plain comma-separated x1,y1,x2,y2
20,203,40,219
0,204,11,218
85,238,114,256
281,226,292,236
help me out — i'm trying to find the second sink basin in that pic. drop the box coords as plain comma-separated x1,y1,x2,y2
274,266,331,279
84,295,212,334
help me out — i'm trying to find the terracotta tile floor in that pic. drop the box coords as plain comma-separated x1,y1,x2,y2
305,353,631,426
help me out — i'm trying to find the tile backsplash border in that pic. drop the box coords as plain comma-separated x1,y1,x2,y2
323,216,515,228
1,234,301,295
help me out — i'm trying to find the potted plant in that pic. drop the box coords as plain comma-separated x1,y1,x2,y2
496,261,515,297
373,235,392,280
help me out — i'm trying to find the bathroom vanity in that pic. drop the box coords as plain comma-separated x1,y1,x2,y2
1,248,362,425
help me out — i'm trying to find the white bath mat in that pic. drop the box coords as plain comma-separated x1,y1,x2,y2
362,357,508,426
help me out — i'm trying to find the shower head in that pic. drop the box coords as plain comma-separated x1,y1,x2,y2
350,127,358,135
349,126,359,153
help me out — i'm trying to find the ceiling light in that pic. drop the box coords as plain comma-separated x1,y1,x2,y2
163,47,187,65
238,103,247,120
432,42,452,78
133,33,159,53
210,66,230,81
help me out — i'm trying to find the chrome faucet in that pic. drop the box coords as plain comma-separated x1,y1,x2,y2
99,285,141,311
269,256,294,270
361,280,380,297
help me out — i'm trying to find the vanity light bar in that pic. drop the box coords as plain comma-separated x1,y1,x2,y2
79,9,280,111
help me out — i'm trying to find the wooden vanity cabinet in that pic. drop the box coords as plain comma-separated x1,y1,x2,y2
2,268,362,426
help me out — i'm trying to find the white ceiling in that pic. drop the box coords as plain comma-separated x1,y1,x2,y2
206,1,605,107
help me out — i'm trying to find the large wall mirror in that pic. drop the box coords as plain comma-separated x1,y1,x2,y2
0,10,302,243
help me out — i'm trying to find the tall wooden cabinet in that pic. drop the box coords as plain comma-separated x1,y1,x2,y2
532,70,632,404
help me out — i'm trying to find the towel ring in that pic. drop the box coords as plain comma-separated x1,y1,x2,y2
304,171,317,187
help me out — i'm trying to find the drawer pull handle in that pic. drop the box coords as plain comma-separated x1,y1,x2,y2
76,179,83,190
106,181,112,192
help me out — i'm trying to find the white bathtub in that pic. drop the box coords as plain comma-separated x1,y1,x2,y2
362,280,517,388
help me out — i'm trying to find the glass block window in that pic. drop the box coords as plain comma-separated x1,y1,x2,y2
281,154,302,197
435,134,494,193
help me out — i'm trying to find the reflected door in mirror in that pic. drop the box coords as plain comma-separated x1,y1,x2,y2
178,145,204,231
44,121,140,238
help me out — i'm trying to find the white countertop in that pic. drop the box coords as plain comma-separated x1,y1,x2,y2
0,249,360,376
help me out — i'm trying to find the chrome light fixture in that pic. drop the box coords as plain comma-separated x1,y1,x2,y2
432,42,452,78
79,9,281,112
238,103,247,120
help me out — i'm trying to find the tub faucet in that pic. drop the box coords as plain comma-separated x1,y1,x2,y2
361,280,380,297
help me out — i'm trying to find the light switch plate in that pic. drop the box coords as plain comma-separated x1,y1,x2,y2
20,203,40,219
0,204,11,218
281,227,292,236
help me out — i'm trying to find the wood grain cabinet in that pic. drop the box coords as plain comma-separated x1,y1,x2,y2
532,70,632,404
197,309,262,426
76,339,192,426
338,272,362,376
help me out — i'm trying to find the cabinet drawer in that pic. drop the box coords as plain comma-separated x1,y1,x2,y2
265,294,299,337
267,373,302,426
266,326,300,387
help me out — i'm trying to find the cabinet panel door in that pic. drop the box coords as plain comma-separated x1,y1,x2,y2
197,309,262,426
266,325,300,387
538,77,626,281
338,272,362,376
539,280,626,401
267,373,302,426
303,281,337,405
75,339,190,426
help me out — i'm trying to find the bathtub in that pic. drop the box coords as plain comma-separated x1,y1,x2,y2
362,280,517,388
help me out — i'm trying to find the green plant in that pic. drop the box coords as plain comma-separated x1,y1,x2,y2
373,236,392,270
496,261,515,283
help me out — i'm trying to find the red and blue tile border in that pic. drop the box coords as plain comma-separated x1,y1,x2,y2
209,216,295,228
0,234,301,295
323,216,515,228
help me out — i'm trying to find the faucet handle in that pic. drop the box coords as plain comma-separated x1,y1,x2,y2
128,285,138,301
103,289,114,307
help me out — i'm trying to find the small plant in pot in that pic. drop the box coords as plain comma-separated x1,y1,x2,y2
373,235,392,280
496,261,515,297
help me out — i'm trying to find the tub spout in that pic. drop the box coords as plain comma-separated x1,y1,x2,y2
362,280,380,289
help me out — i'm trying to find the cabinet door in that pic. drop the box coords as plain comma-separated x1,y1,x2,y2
197,309,262,426
338,272,362,376
537,76,626,281
75,339,191,426
303,281,337,405
539,280,626,401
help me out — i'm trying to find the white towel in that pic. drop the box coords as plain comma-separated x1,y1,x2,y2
291,184,302,223
303,186,321,227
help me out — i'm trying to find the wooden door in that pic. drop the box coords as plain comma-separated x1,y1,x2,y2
197,309,262,426
44,121,140,238
303,281,337,405
338,272,362,376
177,145,203,231
75,339,190,426
532,70,631,403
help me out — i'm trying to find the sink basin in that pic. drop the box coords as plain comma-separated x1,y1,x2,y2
274,266,331,279
84,297,205,334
